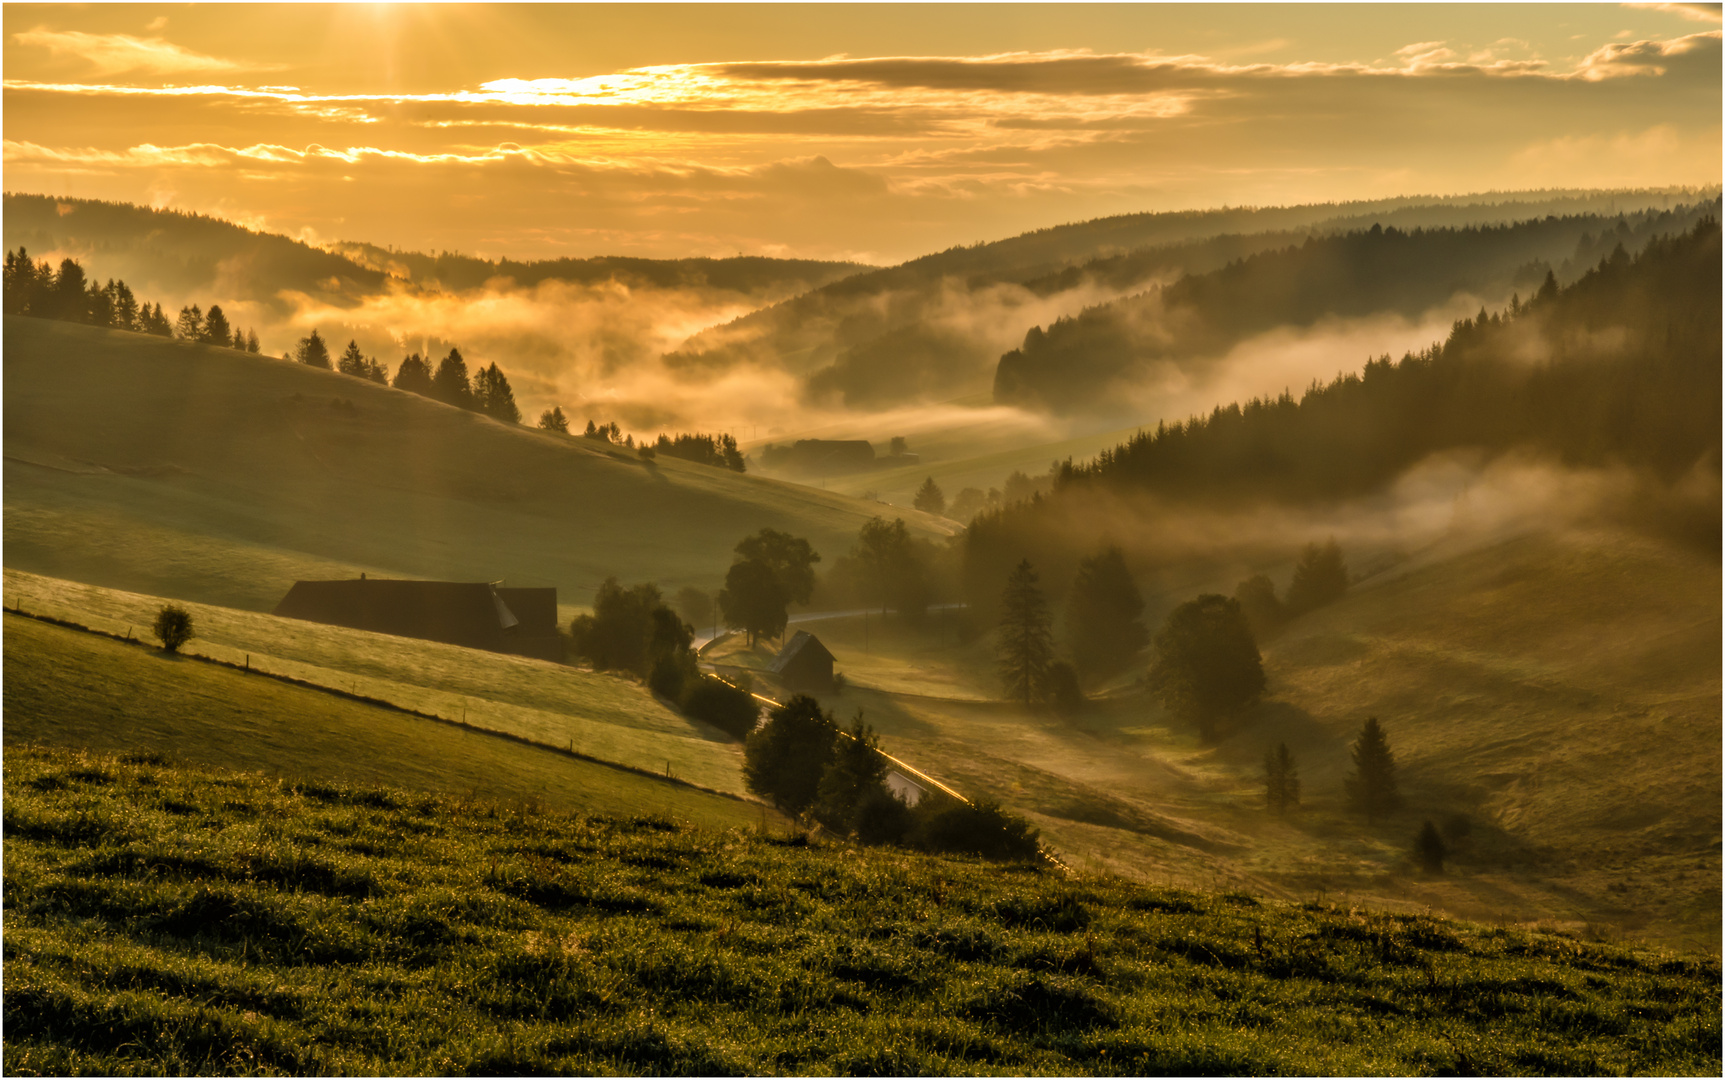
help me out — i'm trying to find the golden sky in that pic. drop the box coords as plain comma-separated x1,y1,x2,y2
5,3,1720,263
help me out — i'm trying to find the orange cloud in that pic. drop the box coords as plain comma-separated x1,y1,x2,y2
10,28,277,77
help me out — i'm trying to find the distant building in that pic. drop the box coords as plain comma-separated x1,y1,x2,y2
273,577,564,661
759,439,877,476
768,630,835,691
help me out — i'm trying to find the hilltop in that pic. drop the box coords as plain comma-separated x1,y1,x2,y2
5,742,1718,1075
2,317,954,613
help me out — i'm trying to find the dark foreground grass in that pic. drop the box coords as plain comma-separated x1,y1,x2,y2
5,745,1719,1076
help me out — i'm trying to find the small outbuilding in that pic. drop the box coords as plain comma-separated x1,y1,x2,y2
768,630,836,692
273,577,564,661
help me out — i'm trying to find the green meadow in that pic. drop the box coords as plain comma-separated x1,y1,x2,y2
6,743,1719,1076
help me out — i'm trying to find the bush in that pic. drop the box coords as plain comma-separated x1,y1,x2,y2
680,677,759,740
853,787,914,846
909,798,1041,861
152,605,193,653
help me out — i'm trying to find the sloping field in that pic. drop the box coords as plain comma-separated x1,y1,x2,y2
5,569,749,795
6,743,1718,1076
2,317,954,613
2,614,769,830
766,527,1721,951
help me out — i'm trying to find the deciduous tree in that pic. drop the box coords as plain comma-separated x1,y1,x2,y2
152,605,194,653
1148,594,1264,742
719,559,789,647
743,694,839,816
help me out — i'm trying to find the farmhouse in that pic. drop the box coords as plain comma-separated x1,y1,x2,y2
273,577,564,660
769,630,835,691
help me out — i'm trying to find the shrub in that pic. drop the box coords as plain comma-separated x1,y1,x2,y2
152,605,194,653
680,677,759,740
852,787,914,846
909,798,1041,861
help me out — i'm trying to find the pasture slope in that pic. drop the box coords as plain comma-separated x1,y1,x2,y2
5,743,1719,1075
1,613,769,831
2,316,954,614
721,526,1721,953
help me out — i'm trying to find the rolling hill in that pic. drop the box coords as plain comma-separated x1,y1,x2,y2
2,316,956,614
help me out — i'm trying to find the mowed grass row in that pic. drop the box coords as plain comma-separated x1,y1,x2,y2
2,615,772,831
5,743,1720,1076
5,569,749,794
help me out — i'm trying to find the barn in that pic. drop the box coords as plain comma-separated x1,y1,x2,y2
273,577,564,660
768,630,835,691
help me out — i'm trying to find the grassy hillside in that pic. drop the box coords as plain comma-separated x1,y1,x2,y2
726,528,1720,953
6,743,1718,1076
2,615,769,831
3,317,955,612
5,571,754,795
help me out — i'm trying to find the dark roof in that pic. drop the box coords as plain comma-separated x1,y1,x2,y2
273,578,556,650
769,630,835,675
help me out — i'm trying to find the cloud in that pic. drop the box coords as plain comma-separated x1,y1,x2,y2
10,28,276,78
1623,3,1723,23
1575,29,1722,78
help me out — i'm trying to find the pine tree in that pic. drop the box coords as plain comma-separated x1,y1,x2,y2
1285,538,1348,616
142,303,172,337
245,328,261,353
997,559,1054,706
538,405,570,433
108,280,139,330
1264,742,1300,814
1063,545,1149,687
295,329,331,369
913,476,946,516
174,304,204,341
338,340,369,377
365,358,388,383
201,304,233,346
52,259,88,322
86,280,114,328
431,347,472,408
472,362,520,423
230,325,247,350
1345,717,1400,820
393,353,433,395
1415,819,1447,874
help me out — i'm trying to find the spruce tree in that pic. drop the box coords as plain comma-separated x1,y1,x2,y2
174,304,204,341
1264,742,1300,814
295,329,331,369
338,339,369,377
1284,538,1348,616
1345,716,1400,820
813,715,891,835
201,304,233,346
538,405,570,433
997,559,1054,706
913,476,946,516
245,328,261,353
1415,819,1447,874
474,363,520,423
431,347,473,409
1063,544,1149,687
393,353,434,395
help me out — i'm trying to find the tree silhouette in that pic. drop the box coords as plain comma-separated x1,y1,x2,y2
431,347,473,409
1234,573,1286,640
1415,819,1447,874
1063,545,1149,687
997,559,1054,706
338,340,370,377
1345,717,1401,820
1264,742,1300,814
174,304,204,341
814,715,892,835
675,585,714,633
538,405,570,433
201,305,233,346
1149,594,1264,742
720,558,790,647
244,328,261,353
296,329,331,369
393,353,434,395
854,517,926,616
743,694,839,816
152,604,194,653
733,528,821,607
913,477,946,515
1286,539,1349,616
472,362,520,423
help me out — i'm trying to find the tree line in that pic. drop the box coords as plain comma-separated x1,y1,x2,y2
994,202,1719,413
543,417,746,473
4,248,260,350
288,330,523,425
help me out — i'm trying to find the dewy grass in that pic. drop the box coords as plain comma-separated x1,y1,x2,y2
5,744,1720,1077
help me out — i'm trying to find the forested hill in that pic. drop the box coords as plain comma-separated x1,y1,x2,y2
993,200,1720,414
3,193,386,309
326,242,868,296
1062,216,1721,504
